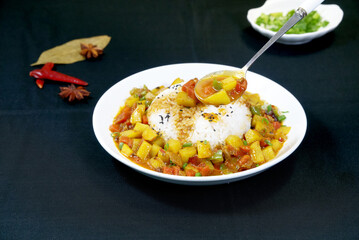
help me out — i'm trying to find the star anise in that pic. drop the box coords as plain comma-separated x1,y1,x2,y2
80,43,103,59
59,84,90,102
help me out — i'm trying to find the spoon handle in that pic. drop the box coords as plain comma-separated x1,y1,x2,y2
242,0,325,74
242,8,307,73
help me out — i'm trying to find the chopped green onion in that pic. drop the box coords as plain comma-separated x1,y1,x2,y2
164,143,169,151
262,118,269,124
182,142,192,148
281,111,289,113
183,162,188,169
139,96,146,101
204,140,208,145
264,139,272,146
111,132,120,138
118,142,124,149
243,140,248,146
250,106,262,116
278,115,286,122
267,105,272,113
195,172,202,177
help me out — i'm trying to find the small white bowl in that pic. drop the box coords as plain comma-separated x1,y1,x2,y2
93,63,307,185
247,0,343,45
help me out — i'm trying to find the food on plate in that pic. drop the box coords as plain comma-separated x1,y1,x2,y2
109,77,290,176
256,10,329,34
194,73,247,105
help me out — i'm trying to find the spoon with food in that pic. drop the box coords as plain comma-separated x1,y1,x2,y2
194,0,324,105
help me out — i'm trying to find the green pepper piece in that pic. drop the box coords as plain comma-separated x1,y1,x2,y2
210,150,224,163
182,142,192,148
212,79,223,91
278,115,286,122
250,106,262,116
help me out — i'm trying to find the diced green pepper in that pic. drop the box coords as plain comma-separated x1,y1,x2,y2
213,79,223,91
250,106,262,116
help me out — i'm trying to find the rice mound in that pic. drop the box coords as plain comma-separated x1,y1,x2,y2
147,83,252,148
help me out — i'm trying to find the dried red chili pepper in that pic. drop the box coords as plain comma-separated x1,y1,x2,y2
30,63,88,86
34,62,55,88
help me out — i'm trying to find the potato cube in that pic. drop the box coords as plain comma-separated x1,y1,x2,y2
249,141,265,163
275,126,291,139
125,95,139,107
150,144,162,158
149,157,165,169
167,152,183,167
225,135,243,148
203,89,231,105
262,146,276,161
167,139,181,153
270,139,283,152
130,105,145,125
197,141,212,158
121,143,133,157
171,78,184,85
245,129,263,145
142,127,158,141
255,118,271,135
179,146,197,163
157,149,169,163
251,114,263,127
222,77,237,91
176,91,196,107
136,140,152,160
120,130,142,138
133,122,149,134
243,93,261,105
144,91,156,101
153,137,165,148
131,139,142,153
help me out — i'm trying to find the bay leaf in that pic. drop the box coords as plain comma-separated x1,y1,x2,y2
31,35,111,66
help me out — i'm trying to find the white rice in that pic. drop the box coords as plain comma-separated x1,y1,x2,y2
147,83,252,148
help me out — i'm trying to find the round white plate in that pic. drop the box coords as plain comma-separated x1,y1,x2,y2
93,63,307,185
247,0,343,45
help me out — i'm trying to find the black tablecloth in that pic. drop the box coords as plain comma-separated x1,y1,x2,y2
1,0,358,239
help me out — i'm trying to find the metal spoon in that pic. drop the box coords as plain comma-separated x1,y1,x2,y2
195,0,324,104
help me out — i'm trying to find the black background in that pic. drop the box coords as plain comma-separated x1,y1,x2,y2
1,0,358,239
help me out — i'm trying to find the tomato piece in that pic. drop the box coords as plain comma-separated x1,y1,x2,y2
203,85,216,97
182,79,198,100
185,168,196,176
237,155,252,169
142,114,148,124
235,78,247,95
119,136,133,148
115,106,132,124
273,121,281,130
163,166,180,175
109,124,120,133
188,156,201,166
240,146,250,154
198,165,212,176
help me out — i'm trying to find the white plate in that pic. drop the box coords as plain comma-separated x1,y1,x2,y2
247,0,343,45
93,63,307,185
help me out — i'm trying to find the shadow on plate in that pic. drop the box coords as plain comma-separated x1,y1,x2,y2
112,154,296,214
